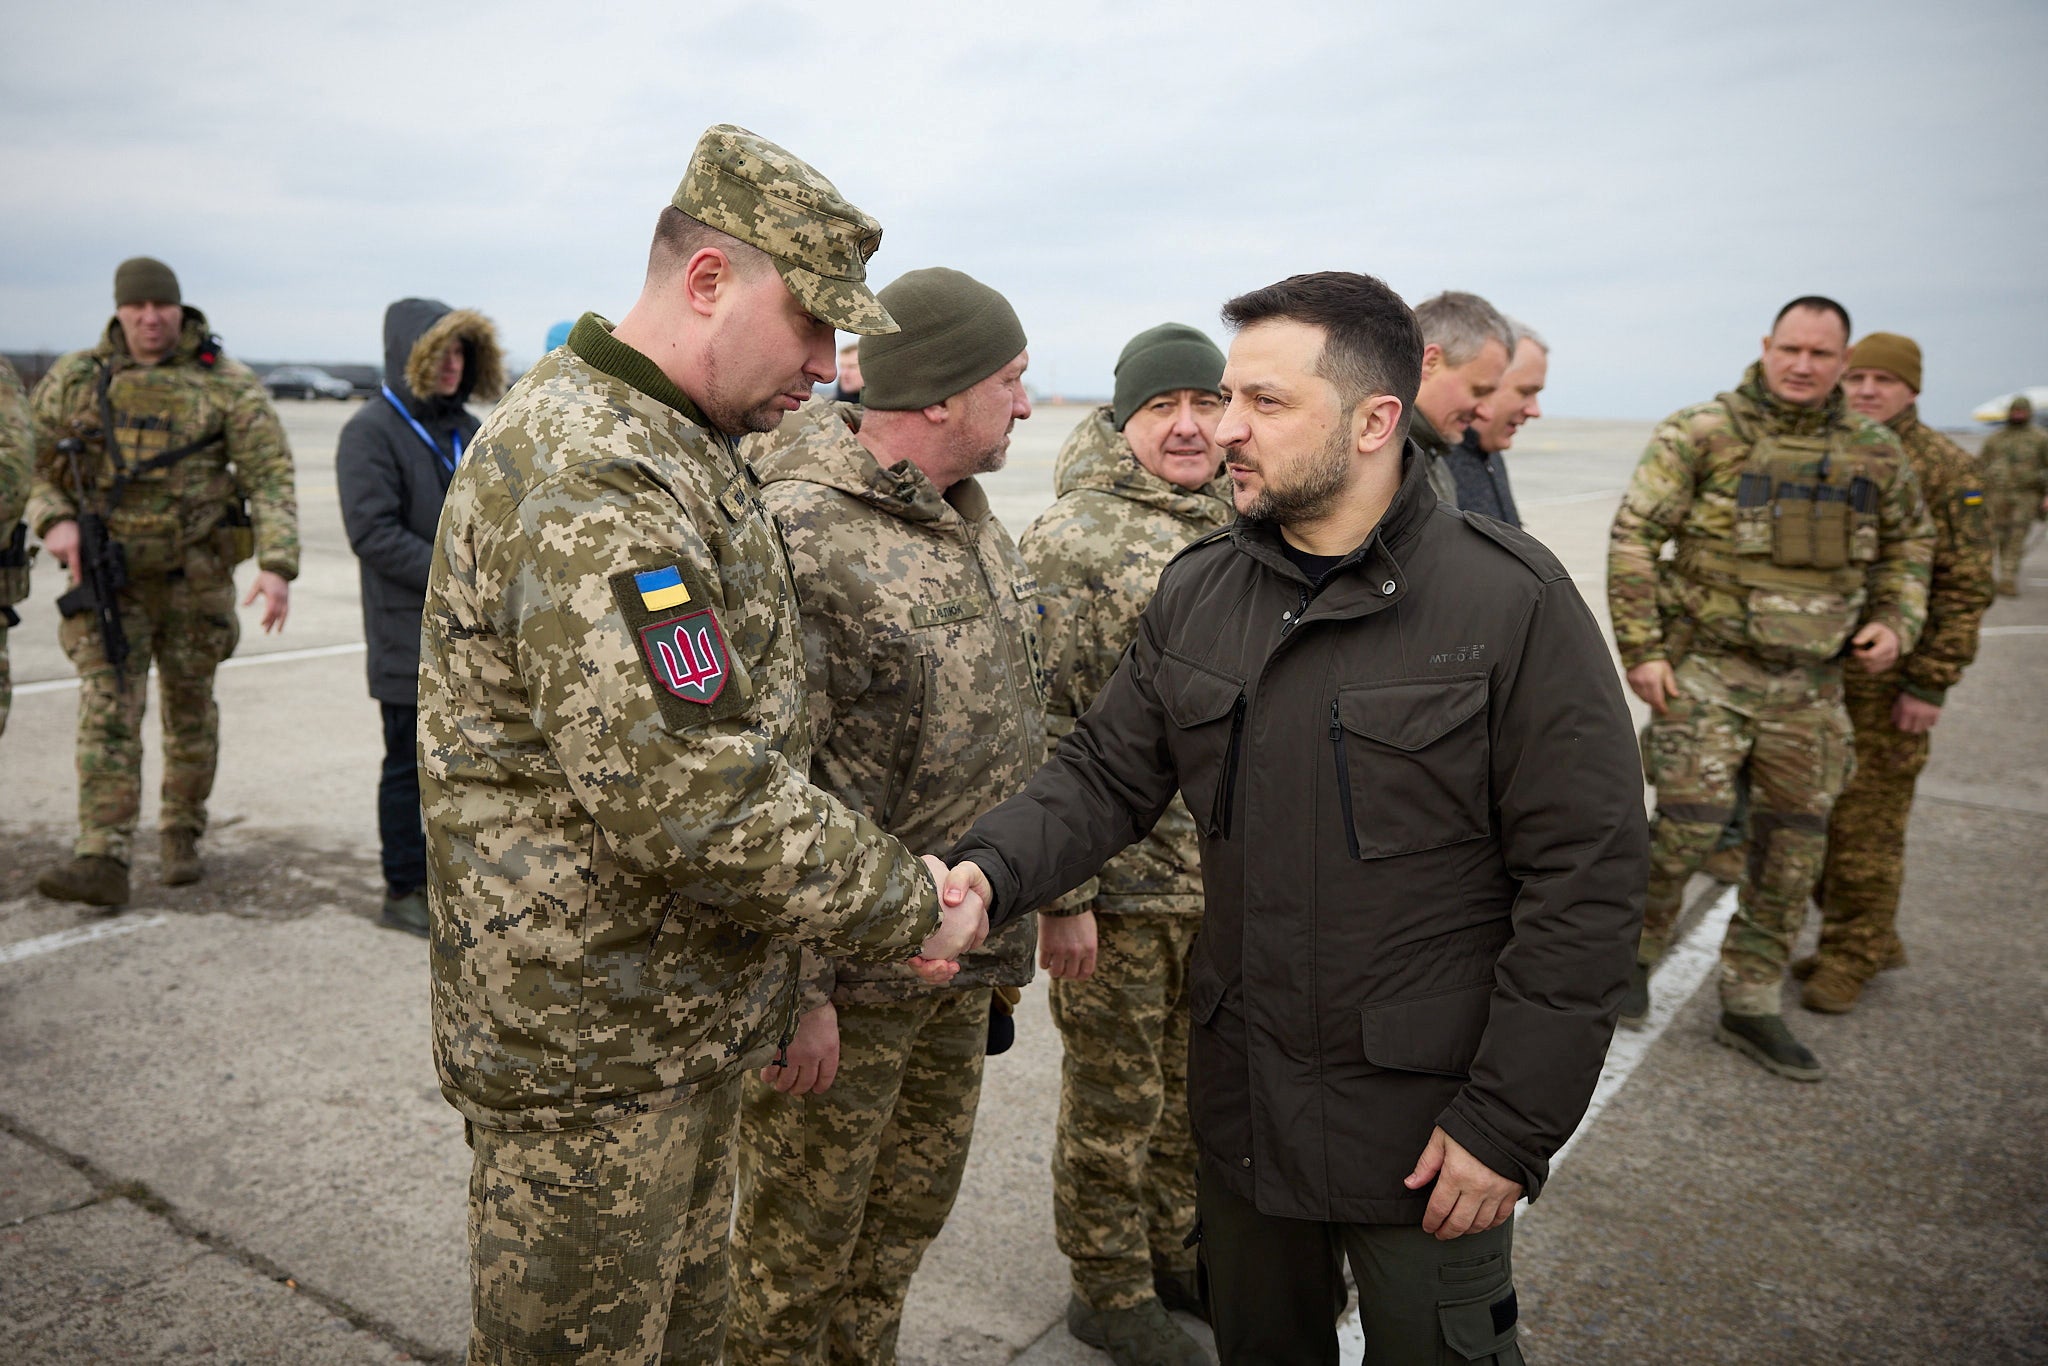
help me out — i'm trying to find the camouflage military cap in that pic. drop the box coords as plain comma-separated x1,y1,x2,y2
673,124,898,336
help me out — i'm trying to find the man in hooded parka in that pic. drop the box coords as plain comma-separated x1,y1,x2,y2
337,298,505,936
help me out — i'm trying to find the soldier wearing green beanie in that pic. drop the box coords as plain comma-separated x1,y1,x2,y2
729,264,1038,1363
30,255,297,910
857,267,1027,412
1113,322,1225,430
113,256,180,307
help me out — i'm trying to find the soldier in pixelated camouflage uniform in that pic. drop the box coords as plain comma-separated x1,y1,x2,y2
0,357,33,738
726,268,1044,1366
1020,324,1233,1366
1608,296,1931,1081
27,258,297,906
1979,395,2048,595
1783,334,1993,1013
422,126,973,1366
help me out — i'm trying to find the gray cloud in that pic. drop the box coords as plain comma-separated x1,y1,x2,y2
2,0,2043,423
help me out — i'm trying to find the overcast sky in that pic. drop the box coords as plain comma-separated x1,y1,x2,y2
3,0,2043,423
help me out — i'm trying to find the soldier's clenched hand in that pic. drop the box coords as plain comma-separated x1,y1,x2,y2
1625,659,1681,716
1038,909,1098,980
1405,1126,1523,1241
761,1002,840,1095
1849,621,1900,673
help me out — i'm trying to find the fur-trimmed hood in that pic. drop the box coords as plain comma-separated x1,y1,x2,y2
382,298,505,418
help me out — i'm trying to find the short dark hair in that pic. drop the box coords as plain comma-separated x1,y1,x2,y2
1220,272,1423,436
647,205,769,281
1772,295,1851,341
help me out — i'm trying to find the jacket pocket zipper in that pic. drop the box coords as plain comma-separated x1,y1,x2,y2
1211,694,1247,839
771,953,802,1068
1331,700,1362,860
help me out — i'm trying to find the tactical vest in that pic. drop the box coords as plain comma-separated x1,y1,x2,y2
76,359,243,574
1672,399,1880,664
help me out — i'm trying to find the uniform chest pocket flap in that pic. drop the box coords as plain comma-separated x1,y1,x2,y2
1333,675,1489,859
1157,652,1247,839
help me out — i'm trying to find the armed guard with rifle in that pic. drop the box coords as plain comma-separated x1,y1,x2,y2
25,257,299,907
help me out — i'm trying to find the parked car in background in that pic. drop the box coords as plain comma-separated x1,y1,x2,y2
263,365,355,401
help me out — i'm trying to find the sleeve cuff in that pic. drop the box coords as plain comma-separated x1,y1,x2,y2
1436,1104,1546,1204
1899,680,1947,706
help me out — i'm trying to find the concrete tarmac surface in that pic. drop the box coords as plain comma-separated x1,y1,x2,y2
2,399,2043,1364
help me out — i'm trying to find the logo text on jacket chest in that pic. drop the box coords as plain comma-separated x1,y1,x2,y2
1429,643,1486,665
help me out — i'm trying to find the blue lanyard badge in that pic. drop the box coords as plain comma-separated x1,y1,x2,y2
382,385,463,475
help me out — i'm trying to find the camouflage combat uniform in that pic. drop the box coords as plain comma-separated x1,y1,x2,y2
728,401,1045,1365
1808,406,1993,979
1609,363,1932,1015
1020,405,1233,1313
1979,417,2048,592
423,322,942,1366
0,358,33,737
26,312,298,861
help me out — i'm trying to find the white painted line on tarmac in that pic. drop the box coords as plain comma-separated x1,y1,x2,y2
1334,886,1740,1362
1980,624,2048,637
13,641,366,696
0,914,168,966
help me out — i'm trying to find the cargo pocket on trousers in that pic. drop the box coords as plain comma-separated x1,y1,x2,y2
1439,1283,1523,1362
470,1129,607,1358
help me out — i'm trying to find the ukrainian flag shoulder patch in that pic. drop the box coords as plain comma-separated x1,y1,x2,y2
1961,488,1984,506
634,565,692,611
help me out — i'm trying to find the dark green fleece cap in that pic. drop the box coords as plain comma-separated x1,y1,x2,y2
114,257,180,307
1113,323,1224,430
858,268,1026,411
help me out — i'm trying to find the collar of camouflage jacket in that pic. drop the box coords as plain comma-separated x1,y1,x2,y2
1886,404,1923,439
567,312,712,432
96,307,212,369
1051,403,1234,523
752,398,987,529
1728,360,1849,439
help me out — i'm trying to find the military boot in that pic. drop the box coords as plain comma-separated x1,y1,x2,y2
1066,1295,1210,1366
1800,963,1864,1014
160,828,203,886
1793,941,1907,982
1714,1011,1823,1082
36,855,131,909
379,888,430,939
1617,960,1651,1030
1152,1258,1207,1323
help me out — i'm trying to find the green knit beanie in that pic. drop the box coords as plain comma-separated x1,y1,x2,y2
858,268,1026,411
1112,323,1224,430
114,257,181,307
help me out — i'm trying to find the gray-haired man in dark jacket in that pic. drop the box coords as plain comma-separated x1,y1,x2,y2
935,272,1645,1364
336,298,504,935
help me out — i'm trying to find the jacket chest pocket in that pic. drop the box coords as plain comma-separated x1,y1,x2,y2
1331,675,1489,859
1157,651,1247,839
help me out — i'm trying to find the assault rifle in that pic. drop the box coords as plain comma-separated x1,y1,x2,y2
53,435,130,690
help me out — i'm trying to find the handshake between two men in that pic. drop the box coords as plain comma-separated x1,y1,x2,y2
907,856,997,984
